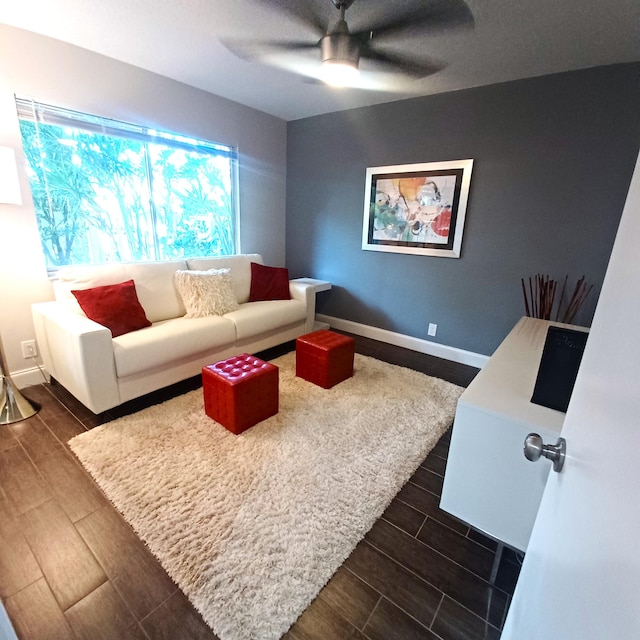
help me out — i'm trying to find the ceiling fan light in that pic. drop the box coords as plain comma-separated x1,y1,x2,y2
320,32,360,87
321,32,359,65
321,60,360,87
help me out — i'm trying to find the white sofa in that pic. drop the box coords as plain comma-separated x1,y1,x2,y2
31,254,317,414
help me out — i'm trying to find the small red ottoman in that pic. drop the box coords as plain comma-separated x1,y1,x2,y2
296,330,355,389
202,354,278,434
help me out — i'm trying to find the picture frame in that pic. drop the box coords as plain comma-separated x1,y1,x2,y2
361,159,474,258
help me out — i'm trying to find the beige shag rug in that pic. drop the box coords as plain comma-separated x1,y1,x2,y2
69,352,462,640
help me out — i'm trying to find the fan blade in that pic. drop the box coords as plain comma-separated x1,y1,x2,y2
360,48,445,78
352,0,474,42
244,0,328,36
222,39,319,61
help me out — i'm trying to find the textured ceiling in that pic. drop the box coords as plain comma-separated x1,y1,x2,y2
1,0,638,121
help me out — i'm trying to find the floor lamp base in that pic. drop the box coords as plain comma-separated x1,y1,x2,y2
0,374,39,425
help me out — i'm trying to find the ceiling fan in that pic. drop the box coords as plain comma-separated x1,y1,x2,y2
223,0,475,86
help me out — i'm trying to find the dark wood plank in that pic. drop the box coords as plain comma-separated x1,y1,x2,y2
4,578,76,640
420,452,447,476
76,504,178,620
0,496,42,598
396,482,468,535
409,466,444,497
495,555,522,595
467,528,499,552
343,542,442,628
141,589,219,640
64,580,148,640
20,499,107,610
38,445,107,523
11,415,63,463
363,597,438,640
381,498,425,536
430,437,450,460
431,596,502,640
38,410,88,447
417,517,495,581
45,380,102,428
0,444,52,515
365,519,509,625
0,421,18,452
316,566,380,630
287,595,366,640
439,428,452,445
18,384,67,422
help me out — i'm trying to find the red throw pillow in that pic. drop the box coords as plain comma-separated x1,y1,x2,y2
72,279,151,337
248,262,291,302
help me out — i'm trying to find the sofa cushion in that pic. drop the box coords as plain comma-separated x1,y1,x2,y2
55,260,188,323
112,316,237,378
225,299,307,341
71,279,151,338
55,263,129,314
248,262,291,301
122,260,187,322
174,269,239,317
187,254,263,304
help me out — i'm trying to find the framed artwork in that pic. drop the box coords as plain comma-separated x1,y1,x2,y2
361,159,474,258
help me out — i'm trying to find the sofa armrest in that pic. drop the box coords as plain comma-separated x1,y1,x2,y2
31,302,120,414
289,281,316,333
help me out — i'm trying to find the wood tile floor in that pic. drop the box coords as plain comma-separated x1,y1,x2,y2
0,333,521,639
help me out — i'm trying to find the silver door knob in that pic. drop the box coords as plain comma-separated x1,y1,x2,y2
523,433,566,472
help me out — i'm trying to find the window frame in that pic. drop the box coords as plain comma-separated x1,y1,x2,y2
16,96,240,274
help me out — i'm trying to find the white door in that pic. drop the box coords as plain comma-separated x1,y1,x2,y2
501,152,640,639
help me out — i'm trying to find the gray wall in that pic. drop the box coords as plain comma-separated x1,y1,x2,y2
286,64,640,356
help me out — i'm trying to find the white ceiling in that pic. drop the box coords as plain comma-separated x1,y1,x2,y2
1,0,638,121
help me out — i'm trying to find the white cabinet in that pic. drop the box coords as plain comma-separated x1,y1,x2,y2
440,316,586,551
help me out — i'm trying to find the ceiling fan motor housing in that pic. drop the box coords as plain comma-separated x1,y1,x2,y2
321,21,360,68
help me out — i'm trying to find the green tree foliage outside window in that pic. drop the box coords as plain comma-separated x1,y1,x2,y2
17,99,238,271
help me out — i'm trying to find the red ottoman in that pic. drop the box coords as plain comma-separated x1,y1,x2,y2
296,330,355,389
202,353,278,434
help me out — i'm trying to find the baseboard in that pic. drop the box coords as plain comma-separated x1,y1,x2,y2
10,364,49,389
316,314,489,369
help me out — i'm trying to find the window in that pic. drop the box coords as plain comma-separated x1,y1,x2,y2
16,98,239,272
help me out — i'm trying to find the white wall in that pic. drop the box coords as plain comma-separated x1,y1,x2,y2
0,24,287,384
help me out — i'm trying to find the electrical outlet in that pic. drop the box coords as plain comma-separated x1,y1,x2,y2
21,340,37,359
428,323,437,337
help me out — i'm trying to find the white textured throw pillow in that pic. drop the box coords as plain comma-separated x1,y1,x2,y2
174,269,239,318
